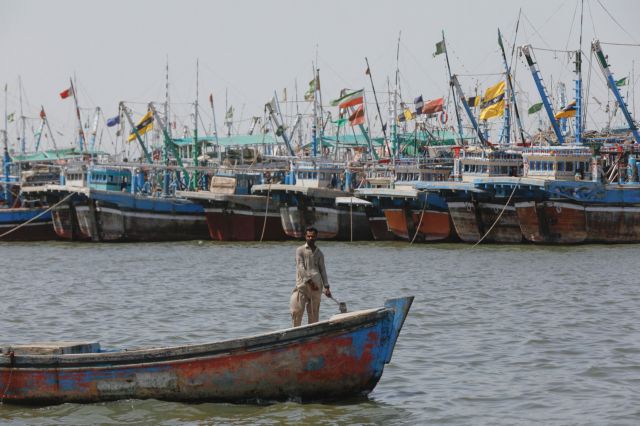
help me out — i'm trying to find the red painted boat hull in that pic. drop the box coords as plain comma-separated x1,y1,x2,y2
0,297,413,405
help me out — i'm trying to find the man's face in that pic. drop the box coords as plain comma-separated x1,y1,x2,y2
305,231,317,244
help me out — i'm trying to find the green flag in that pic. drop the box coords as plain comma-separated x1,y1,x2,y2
527,102,543,115
433,40,446,57
615,77,627,87
333,118,347,127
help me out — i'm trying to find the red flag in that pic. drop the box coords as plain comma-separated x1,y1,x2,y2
59,87,72,99
422,97,444,115
40,108,46,119
349,105,365,126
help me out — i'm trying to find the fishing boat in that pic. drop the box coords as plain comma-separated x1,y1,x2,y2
178,169,288,241
0,296,413,405
252,160,373,240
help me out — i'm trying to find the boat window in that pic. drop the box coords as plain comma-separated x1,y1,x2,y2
558,162,565,171
464,164,469,172
566,162,573,172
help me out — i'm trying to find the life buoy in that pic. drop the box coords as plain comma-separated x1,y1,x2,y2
439,111,448,126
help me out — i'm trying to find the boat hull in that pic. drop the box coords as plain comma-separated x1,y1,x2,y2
516,201,587,244
0,208,57,241
0,297,413,405
205,208,286,241
280,205,372,240
74,191,209,242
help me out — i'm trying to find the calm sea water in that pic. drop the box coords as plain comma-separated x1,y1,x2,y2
1,240,640,425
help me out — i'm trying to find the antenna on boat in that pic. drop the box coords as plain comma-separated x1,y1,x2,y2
498,28,526,145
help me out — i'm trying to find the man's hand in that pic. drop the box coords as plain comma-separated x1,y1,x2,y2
324,287,332,298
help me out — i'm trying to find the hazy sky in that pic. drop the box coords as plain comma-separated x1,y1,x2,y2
1,0,639,154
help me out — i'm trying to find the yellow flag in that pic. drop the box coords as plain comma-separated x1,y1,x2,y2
127,110,154,142
479,81,505,120
554,100,576,120
404,108,414,121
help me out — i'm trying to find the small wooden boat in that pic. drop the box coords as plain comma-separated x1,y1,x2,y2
0,297,413,405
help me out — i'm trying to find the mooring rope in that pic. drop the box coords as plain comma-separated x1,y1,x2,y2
259,184,272,242
0,192,75,240
471,177,522,248
410,195,428,245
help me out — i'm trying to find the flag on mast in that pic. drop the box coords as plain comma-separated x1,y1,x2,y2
127,110,154,142
479,81,506,120
59,87,73,99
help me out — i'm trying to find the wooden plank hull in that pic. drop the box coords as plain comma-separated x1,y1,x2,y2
515,201,587,244
74,191,209,242
0,297,413,405
0,208,58,241
280,206,372,240
585,206,640,242
384,208,411,240
410,209,453,241
51,202,89,241
367,215,397,241
447,201,483,243
476,203,523,243
205,209,286,241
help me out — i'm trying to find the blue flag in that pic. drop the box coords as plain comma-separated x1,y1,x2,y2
106,115,120,127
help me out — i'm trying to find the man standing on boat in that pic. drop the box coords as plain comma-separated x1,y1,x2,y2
291,226,331,327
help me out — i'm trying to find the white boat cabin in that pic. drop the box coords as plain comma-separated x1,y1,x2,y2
291,161,342,189
454,148,523,182
522,146,593,181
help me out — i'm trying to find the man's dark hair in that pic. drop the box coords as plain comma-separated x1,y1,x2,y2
305,226,318,234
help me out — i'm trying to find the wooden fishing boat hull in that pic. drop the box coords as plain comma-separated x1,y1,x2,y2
383,208,411,240
515,201,587,244
0,208,58,241
204,208,286,241
74,191,209,242
51,201,90,241
367,214,397,241
410,209,453,241
0,297,413,405
280,205,371,240
585,205,640,242
447,201,483,243
476,202,523,243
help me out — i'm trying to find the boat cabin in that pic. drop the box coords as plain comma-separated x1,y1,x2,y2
454,148,522,182
522,146,593,181
290,161,343,189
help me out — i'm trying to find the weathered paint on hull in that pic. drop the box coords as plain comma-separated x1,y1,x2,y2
384,209,410,240
477,203,523,243
0,297,413,405
75,205,209,242
515,201,587,244
410,210,452,241
52,203,89,241
204,209,286,241
0,208,58,241
367,216,397,241
281,206,371,240
585,206,640,242
447,201,483,243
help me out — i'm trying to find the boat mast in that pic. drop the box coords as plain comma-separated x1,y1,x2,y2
120,102,153,164
191,59,200,190
498,28,526,145
591,40,640,144
575,0,584,145
311,63,318,157
209,92,220,164
18,77,26,154
3,83,11,207
520,45,565,144
450,75,487,145
364,57,385,159
392,32,401,159
69,78,87,152
440,31,465,146
88,107,101,154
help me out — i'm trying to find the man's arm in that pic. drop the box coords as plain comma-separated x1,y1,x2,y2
318,251,331,296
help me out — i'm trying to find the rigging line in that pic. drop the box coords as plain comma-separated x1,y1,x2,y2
454,73,505,77
0,191,75,239
596,0,640,45
563,0,580,53
599,42,640,47
528,46,579,54
470,177,521,248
